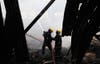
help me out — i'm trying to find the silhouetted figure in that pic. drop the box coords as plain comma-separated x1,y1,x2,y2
4,0,29,64
62,0,100,64
42,28,53,55
54,30,62,60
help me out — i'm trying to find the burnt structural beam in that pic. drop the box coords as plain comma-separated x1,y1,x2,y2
25,0,55,33
0,4,3,33
0,4,4,63
4,0,29,63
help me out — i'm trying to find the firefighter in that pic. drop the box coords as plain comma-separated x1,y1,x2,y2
54,29,62,59
42,28,53,55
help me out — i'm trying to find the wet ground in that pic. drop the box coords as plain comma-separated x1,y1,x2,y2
29,48,100,64
29,48,71,64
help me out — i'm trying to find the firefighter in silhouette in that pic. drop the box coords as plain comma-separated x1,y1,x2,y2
54,29,62,56
42,28,53,55
54,29,62,60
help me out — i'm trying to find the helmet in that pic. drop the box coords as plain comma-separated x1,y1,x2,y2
56,29,61,33
49,28,53,32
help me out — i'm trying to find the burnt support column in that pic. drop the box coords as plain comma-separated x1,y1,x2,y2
4,0,29,63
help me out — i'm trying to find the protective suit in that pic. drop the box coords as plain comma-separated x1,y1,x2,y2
54,30,62,57
42,29,53,55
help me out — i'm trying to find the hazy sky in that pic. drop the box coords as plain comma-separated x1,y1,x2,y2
18,0,67,39
1,0,66,38
0,0,71,48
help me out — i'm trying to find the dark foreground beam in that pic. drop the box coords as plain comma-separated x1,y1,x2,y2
4,0,29,63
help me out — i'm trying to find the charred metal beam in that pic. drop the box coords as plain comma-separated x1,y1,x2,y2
4,0,29,62
0,4,4,63
0,4,3,31
25,0,55,33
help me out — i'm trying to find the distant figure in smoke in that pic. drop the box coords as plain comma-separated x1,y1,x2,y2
42,28,53,55
54,29,62,58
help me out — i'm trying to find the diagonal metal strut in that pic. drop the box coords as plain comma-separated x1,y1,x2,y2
25,0,55,33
